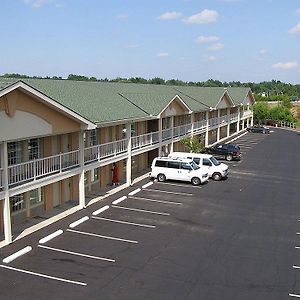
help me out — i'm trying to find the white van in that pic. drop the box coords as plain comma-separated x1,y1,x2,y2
168,152,228,181
150,157,209,186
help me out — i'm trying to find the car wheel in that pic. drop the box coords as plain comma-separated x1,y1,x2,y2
226,154,233,161
191,177,201,186
157,173,166,182
212,172,222,181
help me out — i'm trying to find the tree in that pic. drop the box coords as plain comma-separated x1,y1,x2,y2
253,102,269,124
269,106,295,122
180,136,204,153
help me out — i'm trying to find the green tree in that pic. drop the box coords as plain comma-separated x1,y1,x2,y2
180,136,204,153
253,102,269,124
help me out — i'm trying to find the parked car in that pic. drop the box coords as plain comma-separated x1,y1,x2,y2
150,157,209,185
247,126,270,134
205,143,241,161
168,152,228,181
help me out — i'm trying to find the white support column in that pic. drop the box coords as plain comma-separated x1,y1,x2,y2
126,122,132,186
2,142,12,244
250,107,254,126
227,108,230,137
170,116,174,154
216,109,220,142
241,106,245,130
205,111,209,147
158,118,163,156
78,131,85,208
190,113,195,137
236,106,240,133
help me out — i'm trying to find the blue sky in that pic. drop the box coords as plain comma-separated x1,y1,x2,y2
1,0,300,83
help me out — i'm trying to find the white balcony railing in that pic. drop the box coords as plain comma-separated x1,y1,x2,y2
132,131,159,149
162,128,172,141
194,119,206,131
173,124,192,137
230,113,238,122
2,111,253,189
85,138,128,164
241,110,252,119
8,150,79,186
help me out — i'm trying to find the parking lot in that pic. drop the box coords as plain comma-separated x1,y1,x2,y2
0,128,300,300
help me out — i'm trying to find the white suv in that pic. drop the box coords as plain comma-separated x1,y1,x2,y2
150,157,209,185
168,152,228,181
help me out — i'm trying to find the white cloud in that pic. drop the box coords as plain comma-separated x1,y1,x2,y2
183,9,219,24
272,61,298,70
289,22,300,34
259,48,267,55
208,43,224,51
294,8,300,15
157,52,169,58
23,0,61,8
201,54,216,62
117,14,129,19
195,35,219,44
158,11,182,20
124,44,140,48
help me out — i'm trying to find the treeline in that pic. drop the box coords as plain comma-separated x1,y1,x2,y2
1,73,300,98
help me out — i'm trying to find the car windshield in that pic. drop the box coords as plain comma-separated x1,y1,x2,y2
190,161,200,170
210,156,221,166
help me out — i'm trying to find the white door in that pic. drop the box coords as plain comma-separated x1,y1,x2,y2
177,162,193,182
202,158,213,177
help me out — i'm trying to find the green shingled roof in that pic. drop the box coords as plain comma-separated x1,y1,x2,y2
227,87,252,105
0,78,252,124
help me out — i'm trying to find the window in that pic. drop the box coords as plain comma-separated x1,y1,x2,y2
168,161,180,169
10,195,25,212
30,188,43,206
90,129,98,146
7,141,22,165
203,158,212,166
181,163,192,170
155,160,168,167
85,130,98,147
28,139,41,160
91,168,99,182
192,158,200,165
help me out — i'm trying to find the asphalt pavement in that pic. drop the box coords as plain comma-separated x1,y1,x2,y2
0,128,300,300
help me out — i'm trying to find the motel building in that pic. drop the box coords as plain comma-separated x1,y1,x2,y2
0,78,255,246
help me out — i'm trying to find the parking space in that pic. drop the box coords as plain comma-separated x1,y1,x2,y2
0,128,300,299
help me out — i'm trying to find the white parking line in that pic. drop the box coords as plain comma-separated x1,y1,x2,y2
128,188,141,196
129,195,182,205
3,246,32,263
290,293,300,298
39,229,64,244
112,196,127,205
92,205,109,216
67,229,138,244
92,216,156,228
293,265,300,269
0,264,87,286
38,245,115,262
142,182,153,189
112,205,170,216
69,216,89,228
144,188,193,196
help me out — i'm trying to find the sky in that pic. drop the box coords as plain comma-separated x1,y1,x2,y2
1,0,300,84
